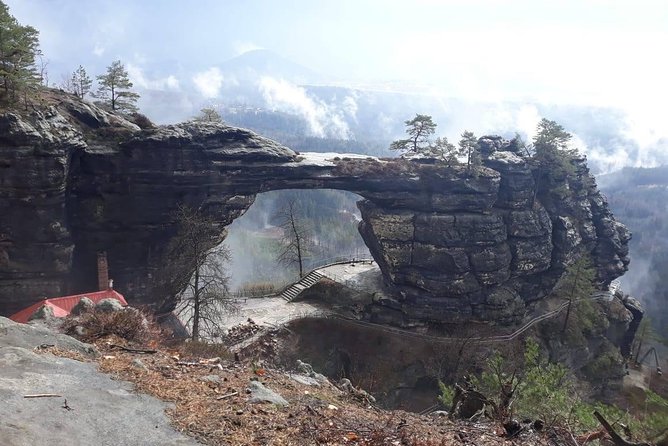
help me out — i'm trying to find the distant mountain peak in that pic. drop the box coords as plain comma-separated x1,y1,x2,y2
219,49,320,83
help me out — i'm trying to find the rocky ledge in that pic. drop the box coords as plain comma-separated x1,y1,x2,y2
0,92,630,325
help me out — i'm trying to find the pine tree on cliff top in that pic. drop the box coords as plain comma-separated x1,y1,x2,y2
70,65,92,99
390,114,437,156
0,1,41,103
530,119,581,204
94,60,139,113
458,130,482,172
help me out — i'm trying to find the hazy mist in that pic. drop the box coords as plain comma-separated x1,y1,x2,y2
6,0,667,173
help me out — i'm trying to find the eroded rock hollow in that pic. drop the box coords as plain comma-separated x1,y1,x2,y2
0,94,630,324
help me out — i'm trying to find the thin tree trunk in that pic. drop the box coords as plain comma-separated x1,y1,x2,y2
562,263,581,333
634,335,644,364
532,173,542,209
291,210,304,277
192,267,200,341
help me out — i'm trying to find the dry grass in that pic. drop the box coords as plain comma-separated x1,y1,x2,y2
232,282,278,297
61,308,161,344
178,340,233,361
89,338,553,446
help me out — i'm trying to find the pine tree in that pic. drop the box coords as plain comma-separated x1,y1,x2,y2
557,256,596,333
389,114,437,156
193,107,223,123
0,1,41,103
458,131,482,172
429,136,459,166
94,60,139,112
70,65,92,99
530,119,579,204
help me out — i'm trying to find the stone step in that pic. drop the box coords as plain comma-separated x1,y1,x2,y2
280,271,326,301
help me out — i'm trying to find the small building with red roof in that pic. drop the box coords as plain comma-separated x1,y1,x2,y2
9,289,128,324
9,251,128,323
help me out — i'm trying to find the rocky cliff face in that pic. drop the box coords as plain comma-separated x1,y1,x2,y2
0,93,630,324
361,139,630,324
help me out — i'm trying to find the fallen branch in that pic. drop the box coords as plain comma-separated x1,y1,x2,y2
176,361,214,367
216,391,238,400
110,344,157,354
577,429,607,445
24,393,62,398
594,411,650,446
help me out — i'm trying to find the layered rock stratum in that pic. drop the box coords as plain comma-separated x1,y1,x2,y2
0,92,630,324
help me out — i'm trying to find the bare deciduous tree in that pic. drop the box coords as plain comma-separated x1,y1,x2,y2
37,54,48,86
168,204,236,341
275,199,313,278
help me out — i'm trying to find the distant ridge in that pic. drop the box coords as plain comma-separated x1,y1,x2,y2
219,49,322,84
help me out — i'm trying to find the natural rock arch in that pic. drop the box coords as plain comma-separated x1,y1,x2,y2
0,97,629,325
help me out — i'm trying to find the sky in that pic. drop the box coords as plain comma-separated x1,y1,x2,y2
5,0,668,168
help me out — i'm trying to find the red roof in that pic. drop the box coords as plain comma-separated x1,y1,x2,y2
9,289,128,324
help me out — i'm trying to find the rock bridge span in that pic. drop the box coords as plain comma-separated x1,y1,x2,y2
0,99,630,325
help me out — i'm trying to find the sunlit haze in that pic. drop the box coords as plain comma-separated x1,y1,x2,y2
7,0,668,171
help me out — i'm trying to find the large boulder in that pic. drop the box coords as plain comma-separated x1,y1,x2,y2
71,297,94,315
95,298,124,313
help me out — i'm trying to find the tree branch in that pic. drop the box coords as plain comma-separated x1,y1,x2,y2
593,411,650,446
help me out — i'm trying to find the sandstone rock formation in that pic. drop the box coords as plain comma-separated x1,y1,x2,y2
0,91,630,325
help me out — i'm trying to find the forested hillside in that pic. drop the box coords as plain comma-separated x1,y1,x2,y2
221,107,390,156
599,165,668,337
224,190,369,290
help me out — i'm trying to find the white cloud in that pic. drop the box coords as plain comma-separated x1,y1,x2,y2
127,63,180,91
515,105,541,142
92,44,105,57
258,76,352,139
192,67,225,98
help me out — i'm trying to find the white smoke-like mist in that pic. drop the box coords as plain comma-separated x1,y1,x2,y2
192,67,236,99
258,76,355,139
404,101,667,175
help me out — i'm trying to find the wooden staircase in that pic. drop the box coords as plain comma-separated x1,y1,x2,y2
280,271,325,302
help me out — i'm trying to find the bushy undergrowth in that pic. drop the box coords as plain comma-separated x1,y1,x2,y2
437,380,455,409
62,308,157,343
440,337,668,441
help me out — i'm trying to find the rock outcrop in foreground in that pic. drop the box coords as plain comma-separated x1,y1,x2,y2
0,317,197,446
0,93,630,324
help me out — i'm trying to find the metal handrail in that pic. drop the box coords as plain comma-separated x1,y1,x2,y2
263,290,618,345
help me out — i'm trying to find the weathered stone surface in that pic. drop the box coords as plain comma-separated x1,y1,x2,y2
0,324,195,445
95,298,124,313
0,316,97,356
247,381,289,406
0,91,631,325
414,213,507,248
71,297,94,315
